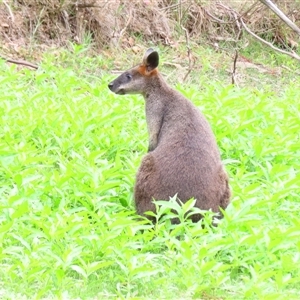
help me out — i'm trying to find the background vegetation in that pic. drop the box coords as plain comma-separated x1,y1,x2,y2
1,0,300,59
0,0,300,299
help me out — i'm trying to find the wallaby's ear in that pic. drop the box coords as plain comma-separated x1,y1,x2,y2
143,48,159,72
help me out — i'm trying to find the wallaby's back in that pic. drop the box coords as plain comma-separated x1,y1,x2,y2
108,48,231,223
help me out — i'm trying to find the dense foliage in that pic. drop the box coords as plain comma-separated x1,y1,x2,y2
0,47,300,299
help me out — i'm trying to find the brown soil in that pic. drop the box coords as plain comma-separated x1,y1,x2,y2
0,0,299,60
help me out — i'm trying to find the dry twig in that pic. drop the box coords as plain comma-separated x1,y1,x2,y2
216,3,300,62
281,64,300,76
1,57,38,69
204,8,233,24
240,18,300,61
181,25,193,82
118,8,133,45
3,0,15,22
231,50,239,86
159,0,188,11
259,0,300,36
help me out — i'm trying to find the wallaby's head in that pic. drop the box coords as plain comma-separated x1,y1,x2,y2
108,48,159,95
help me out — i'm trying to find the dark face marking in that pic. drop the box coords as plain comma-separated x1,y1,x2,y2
108,71,134,94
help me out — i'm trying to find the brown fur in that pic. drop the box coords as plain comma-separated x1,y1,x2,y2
108,49,231,223
137,65,158,77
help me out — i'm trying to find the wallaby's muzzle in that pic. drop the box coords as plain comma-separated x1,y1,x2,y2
108,82,114,91
108,79,126,95
108,81,118,93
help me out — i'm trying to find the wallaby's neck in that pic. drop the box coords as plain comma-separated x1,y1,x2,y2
143,72,172,100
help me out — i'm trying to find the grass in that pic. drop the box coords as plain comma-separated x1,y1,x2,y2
0,44,300,299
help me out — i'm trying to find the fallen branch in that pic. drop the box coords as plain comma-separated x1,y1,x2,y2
240,18,300,61
259,0,300,36
0,56,39,69
218,2,300,61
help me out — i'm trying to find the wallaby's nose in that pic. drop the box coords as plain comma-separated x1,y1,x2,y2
108,82,114,91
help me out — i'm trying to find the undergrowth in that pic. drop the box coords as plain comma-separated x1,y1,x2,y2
0,46,300,299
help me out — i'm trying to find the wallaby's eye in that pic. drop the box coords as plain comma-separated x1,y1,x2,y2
126,73,132,80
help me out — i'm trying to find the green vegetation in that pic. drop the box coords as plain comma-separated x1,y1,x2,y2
0,45,300,299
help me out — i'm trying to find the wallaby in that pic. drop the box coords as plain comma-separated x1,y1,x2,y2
108,48,231,223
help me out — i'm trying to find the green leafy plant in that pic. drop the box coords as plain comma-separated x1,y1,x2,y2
0,47,299,299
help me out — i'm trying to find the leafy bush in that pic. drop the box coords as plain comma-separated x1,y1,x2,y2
0,50,299,299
